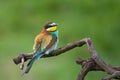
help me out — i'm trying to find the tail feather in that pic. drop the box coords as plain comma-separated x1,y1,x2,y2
25,56,37,73
22,52,44,75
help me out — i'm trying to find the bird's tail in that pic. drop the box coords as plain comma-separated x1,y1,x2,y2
22,52,44,76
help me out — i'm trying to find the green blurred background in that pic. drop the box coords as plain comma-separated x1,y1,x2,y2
0,0,120,80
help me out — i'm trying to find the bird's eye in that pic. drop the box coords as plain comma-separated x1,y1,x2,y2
44,22,57,29
46,25,52,29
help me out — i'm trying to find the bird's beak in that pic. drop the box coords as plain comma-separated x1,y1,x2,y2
47,26,57,32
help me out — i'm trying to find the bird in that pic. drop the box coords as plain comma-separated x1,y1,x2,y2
23,21,59,75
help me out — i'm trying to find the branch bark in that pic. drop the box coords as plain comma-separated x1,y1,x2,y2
13,38,120,80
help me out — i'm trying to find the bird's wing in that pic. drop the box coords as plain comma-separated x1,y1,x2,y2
45,35,57,51
33,33,56,53
40,35,53,51
33,33,43,52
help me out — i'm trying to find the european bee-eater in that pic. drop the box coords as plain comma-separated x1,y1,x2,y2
23,21,59,74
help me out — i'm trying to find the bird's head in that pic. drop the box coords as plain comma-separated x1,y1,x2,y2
44,22,58,32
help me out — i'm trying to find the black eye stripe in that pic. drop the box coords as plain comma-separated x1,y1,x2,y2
45,25,52,29
44,22,57,29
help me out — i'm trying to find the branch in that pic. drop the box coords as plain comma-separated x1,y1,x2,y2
13,38,86,64
13,38,120,80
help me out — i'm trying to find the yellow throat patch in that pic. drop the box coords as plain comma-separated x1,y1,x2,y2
47,26,57,32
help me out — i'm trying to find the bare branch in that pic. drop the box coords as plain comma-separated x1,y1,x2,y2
13,38,120,80
13,38,86,64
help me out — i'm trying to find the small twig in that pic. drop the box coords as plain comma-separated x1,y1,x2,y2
85,39,116,74
102,71,120,80
13,38,120,80
20,58,25,70
77,58,97,80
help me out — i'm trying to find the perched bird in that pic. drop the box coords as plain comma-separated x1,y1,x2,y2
23,21,59,74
